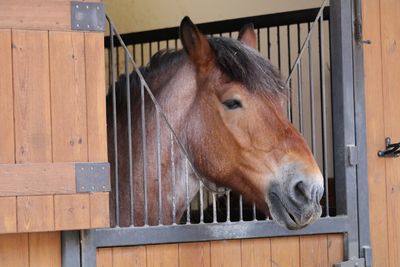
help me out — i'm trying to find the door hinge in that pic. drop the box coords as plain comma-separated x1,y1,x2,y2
347,145,358,166
71,1,105,32
335,247,372,267
335,258,365,267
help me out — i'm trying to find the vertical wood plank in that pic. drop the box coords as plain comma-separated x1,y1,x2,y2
380,0,400,266
85,32,108,162
0,197,17,233
50,31,91,230
179,242,210,267
210,240,241,267
90,192,110,228
327,234,344,266
17,195,54,232
54,194,90,230
362,1,389,266
29,232,61,267
97,248,113,267
12,29,55,232
0,31,17,234
270,237,300,267
299,235,328,267
49,31,88,162
241,238,271,267
0,233,29,267
12,29,52,163
0,29,14,164
146,244,179,267
85,32,110,229
113,246,147,267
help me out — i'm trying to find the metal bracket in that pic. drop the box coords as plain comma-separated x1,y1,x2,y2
71,1,105,32
377,137,400,157
75,163,111,193
362,246,373,267
347,145,358,166
335,258,365,267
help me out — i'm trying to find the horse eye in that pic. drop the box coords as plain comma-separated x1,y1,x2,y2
223,99,242,110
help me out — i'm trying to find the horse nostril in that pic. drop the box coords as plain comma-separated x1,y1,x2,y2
294,181,312,201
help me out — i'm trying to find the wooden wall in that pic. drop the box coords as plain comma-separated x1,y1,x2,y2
0,0,108,266
97,234,344,267
363,0,400,266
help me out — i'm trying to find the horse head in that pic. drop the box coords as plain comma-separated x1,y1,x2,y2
179,17,324,230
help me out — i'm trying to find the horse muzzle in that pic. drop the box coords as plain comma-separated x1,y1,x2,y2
266,178,324,230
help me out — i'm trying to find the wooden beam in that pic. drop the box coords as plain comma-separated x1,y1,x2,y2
0,162,109,196
0,1,103,31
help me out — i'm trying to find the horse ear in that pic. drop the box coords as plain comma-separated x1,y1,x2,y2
180,16,214,74
238,23,257,49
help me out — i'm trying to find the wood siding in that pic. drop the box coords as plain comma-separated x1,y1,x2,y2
97,235,344,267
0,0,108,265
0,29,108,233
363,0,400,266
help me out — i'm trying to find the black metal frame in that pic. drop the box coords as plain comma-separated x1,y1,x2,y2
62,2,371,266
104,7,330,48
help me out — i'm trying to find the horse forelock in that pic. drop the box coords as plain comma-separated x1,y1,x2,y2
208,37,288,99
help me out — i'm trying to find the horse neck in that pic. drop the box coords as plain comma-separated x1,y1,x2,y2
131,63,201,225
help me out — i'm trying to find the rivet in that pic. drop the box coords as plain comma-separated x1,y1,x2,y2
102,167,105,170
91,186,95,190
81,167,84,171
81,186,85,189
76,5,79,9
76,24,80,28
90,167,94,170
86,5,89,9
87,25,90,28
96,6,100,10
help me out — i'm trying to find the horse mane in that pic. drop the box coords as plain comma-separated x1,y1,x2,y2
107,36,287,111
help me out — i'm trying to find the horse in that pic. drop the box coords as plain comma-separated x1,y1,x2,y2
107,17,324,230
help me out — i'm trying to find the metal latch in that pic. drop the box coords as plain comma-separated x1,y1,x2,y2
347,145,358,166
377,137,400,157
71,1,105,32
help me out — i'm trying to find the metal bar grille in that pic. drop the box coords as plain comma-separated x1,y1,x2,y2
66,4,369,267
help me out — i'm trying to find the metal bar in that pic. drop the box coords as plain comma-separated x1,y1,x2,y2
110,23,120,226
257,28,260,51
286,25,292,121
87,216,351,248
185,159,190,224
318,15,329,216
140,80,148,226
226,191,231,222
170,132,176,224
252,202,257,221
125,51,134,225
140,43,144,66
297,24,304,134
212,192,217,223
156,108,162,225
353,0,371,256
308,22,316,153
330,0,359,259
149,42,152,60
286,0,329,85
239,195,243,221
267,27,271,59
116,46,120,77
277,26,281,70
199,180,204,223
61,231,81,267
